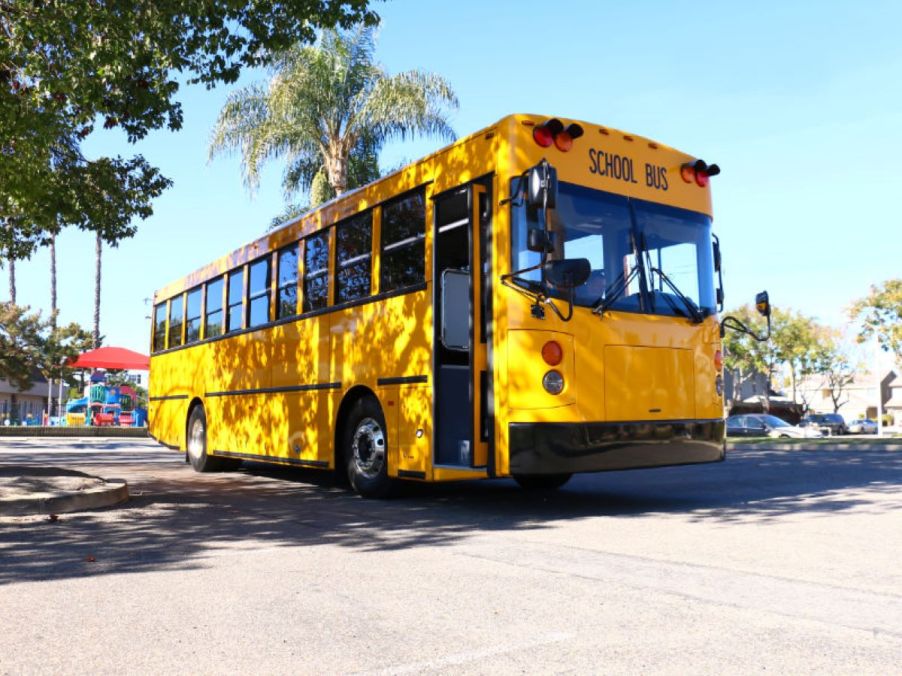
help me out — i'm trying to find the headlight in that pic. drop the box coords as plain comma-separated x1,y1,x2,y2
542,370,564,395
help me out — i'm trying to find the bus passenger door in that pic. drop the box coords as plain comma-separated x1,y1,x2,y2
433,181,492,468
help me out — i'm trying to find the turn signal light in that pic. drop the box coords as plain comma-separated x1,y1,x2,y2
533,119,584,152
541,340,563,366
714,349,723,371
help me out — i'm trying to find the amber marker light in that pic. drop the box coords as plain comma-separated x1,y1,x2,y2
541,340,563,366
714,350,723,371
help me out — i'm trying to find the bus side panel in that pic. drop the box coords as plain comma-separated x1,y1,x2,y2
398,384,431,476
207,330,272,455
329,288,433,472
148,351,190,450
271,319,332,464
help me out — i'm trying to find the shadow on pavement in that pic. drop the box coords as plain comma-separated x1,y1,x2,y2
0,446,900,585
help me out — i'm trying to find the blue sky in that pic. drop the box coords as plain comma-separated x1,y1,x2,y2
9,0,902,357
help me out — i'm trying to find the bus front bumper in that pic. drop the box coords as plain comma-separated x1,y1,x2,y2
508,420,725,475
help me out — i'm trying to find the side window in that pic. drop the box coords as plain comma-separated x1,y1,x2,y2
152,303,167,352
276,244,299,319
227,268,244,332
205,277,224,338
381,189,425,293
303,230,329,312
335,211,372,304
185,287,202,344
168,294,184,348
248,257,271,328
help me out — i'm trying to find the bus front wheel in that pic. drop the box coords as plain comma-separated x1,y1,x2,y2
343,397,394,498
513,473,572,491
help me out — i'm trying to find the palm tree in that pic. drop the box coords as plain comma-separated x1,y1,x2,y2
209,25,458,205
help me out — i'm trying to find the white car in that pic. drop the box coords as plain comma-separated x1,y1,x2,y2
847,419,878,434
726,414,824,439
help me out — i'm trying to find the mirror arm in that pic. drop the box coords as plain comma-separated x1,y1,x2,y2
720,314,770,342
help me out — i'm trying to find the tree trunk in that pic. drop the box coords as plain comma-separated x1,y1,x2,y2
324,148,348,195
8,257,15,304
93,232,101,348
50,234,57,329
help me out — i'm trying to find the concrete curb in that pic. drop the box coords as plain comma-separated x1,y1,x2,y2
729,443,902,452
0,427,148,438
0,470,129,517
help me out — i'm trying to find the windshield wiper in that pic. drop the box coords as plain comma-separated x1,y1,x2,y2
648,266,704,323
592,264,639,316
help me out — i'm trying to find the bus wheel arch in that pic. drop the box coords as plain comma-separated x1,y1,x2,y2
185,399,238,472
335,387,395,498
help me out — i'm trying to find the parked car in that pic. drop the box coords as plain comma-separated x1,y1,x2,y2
847,418,878,434
726,414,824,439
799,413,847,436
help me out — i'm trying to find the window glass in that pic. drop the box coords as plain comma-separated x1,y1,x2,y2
227,268,244,332
381,189,425,292
277,244,299,319
153,304,167,352
248,257,271,328
303,231,329,312
185,287,202,344
205,277,224,338
168,294,184,348
510,180,715,317
336,211,372,304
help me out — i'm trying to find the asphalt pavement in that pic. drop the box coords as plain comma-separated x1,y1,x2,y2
1,437,901,674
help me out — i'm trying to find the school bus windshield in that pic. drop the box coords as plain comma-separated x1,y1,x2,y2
510,181,717,317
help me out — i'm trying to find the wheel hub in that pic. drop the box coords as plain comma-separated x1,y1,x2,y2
188,417,204,461
352,417,385,480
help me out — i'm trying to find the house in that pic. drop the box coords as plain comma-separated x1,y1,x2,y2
794,369,897,423
0,372,50,424
884,373,902,424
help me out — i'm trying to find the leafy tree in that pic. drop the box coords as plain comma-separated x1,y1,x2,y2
723,305,829,407
850,279,902,359
209,25,458,204
1,0,378,254
0,302,91,392
0,303,45,390
820,343,857,414
38,321,95,391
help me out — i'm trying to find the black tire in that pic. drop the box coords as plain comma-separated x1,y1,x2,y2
186,406,228,472
342,396,394,498
513,473,572,491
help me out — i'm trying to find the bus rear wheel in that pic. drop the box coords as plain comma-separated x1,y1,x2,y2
186,406,232,472
513,473,572,491
343,397,394,498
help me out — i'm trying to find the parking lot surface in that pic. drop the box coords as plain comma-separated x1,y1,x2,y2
1,438,900,674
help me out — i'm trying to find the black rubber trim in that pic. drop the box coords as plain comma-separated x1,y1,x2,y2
150,282,427,358
149,394,189,402
377,375,428,386
509,419,726,475
206,382,341,397
212,449,329,468
397,469,427,479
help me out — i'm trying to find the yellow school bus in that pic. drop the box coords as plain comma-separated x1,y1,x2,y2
149,113,743,497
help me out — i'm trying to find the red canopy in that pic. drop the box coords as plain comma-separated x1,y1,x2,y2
69,346,149,371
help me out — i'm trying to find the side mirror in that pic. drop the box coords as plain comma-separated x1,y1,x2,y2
712,239,722,273
544,258,591,289
527,228,555,253
755,291,770,317
526,160,557,209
